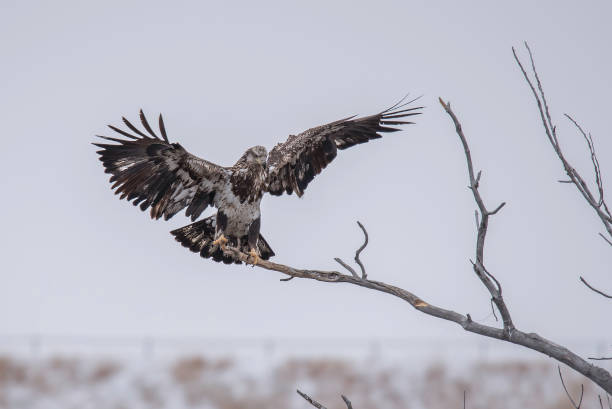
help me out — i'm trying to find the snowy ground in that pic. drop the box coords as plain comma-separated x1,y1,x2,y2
1,336,610,408
1,346,609,409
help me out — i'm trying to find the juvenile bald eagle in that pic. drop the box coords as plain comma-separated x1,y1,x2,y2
94,97,421,264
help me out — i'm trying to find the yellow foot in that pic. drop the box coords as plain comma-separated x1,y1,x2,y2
247,248,260,265
212,234,228,248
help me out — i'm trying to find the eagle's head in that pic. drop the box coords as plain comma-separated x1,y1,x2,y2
245,145,268,167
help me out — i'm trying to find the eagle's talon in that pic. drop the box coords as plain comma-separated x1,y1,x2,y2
212,234,228,248
247,248,260,266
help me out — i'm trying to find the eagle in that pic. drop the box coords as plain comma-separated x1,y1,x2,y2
94,97,421,265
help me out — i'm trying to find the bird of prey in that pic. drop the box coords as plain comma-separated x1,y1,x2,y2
94,97,422,265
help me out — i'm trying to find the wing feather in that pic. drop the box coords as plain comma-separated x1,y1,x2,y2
266,97,422,197
94,111,230,221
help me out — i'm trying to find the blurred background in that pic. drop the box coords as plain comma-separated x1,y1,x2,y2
1,0,611,408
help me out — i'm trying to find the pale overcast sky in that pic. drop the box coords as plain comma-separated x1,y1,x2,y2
1,0,610,355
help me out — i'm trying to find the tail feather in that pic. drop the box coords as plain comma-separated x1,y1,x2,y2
170,215,275,264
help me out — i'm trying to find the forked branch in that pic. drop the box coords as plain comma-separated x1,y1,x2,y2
334,221,369,280
513,42,611,301
439,97,513,335
513,42,612,244
222,45,612,395
580,276,612,299
297,390,355,409
223,98,612,394
559,366,585,409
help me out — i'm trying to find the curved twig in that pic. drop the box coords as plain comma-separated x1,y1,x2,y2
217,80,612,394
297,390,355,409
559,366,585,409
513,42,612,243
334,257,358,278
580,276,612,299
334,221,370,280
221,244,612,393
297,390,327,409
354,221,369,279
440,98,514,334
341,395,354,409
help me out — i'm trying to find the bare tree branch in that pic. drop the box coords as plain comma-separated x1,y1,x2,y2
220,54,612,394
297,390,354,409
598,394,612,409
354,221,368,280
341,395,354,409
513,42,612,244
334,257,359,278
439,98,514,335
600,233,612,247
297,390,327,409
580,276,612,299
559,366,585,409
224,210,612,393
490,298,498,322
334,221,369,280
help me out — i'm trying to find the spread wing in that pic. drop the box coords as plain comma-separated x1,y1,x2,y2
266,97,422,197
94,110,230,221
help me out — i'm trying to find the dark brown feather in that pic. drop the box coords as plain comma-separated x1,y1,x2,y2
266,98,422,196
170,215,275,265
139,109,159,139
94,111,229,221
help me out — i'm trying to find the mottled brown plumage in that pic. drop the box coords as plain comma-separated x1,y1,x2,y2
94,97,422,263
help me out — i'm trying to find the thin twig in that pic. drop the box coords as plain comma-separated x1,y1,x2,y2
513,43,612,243
212,92,612,394
565,114,607,210
334,221,370,280
221,245,612,393
490,298,498,322
355,221,369,279
580,276,612,299
334,257,358,278
341,395,354,409
489,202,507,215
439,97,514,334
599,233,612,247
601,394,612,409
297,390,327,409
559,366,585,409
297,390,354,409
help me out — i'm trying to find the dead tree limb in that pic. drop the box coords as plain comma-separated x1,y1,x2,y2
513,43,611,300
559,366,585,409
221,45,612,395
224,96,612,394
229,229,612,393
513,42,612,244
297,390,327,409
439,97,513,335
297,390,354,409
334,221,369,280
580,276,612,299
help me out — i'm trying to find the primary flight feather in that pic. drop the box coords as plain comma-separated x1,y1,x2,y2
94,97,422,264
